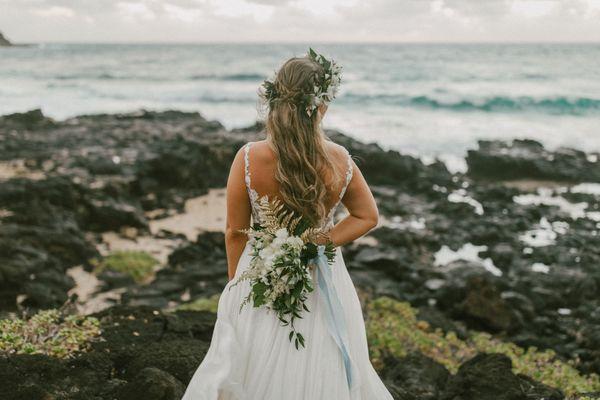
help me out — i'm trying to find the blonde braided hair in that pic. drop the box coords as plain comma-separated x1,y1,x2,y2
260,56,343,227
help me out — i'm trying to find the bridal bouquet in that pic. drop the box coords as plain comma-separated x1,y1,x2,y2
231,196,335,349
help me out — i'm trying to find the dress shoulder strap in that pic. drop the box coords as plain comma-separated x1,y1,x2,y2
244,142,260,219
337,147,354,202
244,142,253,192
323,147,354,228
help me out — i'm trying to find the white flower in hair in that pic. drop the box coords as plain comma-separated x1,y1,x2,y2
306,47,342,116
260,48,343,118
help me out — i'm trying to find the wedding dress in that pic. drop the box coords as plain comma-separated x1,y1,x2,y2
182,142,393,400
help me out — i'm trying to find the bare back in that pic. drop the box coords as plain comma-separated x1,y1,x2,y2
225,137,378,277
243,139,353,228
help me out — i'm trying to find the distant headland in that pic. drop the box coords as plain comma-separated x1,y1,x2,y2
0,31,12,46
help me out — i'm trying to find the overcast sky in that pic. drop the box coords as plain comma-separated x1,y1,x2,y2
1,0,600,43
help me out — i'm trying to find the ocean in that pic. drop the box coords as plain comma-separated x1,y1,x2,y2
1,43,599,172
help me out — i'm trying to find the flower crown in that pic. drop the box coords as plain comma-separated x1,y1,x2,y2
261,48,342,117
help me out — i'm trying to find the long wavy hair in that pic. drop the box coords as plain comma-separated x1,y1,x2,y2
261,56,342,227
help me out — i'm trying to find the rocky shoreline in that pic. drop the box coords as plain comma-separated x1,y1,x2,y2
1,109,599,399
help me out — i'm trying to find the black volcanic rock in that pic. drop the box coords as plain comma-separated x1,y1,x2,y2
441,353,563,400
0,306,214,400
467,139,600,182
119,367,185,400
381,352,449,399
1,109,600,395
328,129,455,192
0,110,244,311
122,232,229,307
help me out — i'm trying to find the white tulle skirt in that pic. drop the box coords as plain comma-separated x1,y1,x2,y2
182,242,393,400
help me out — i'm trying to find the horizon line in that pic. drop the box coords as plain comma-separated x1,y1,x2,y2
6,40,600,45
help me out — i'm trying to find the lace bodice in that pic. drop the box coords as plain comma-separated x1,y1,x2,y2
244,141,353,231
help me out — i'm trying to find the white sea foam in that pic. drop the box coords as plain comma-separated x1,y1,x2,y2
513,187,587,219
531,262,550,273
519,217,569,247
381,215,426,230
434,243,502,276
2,44,600,173
448,189,484,215
514,185,600,246
570,183,600,196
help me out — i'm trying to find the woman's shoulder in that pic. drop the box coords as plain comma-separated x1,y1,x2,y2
246,139,270,152
323,139,351,163
244,140,277,164
327,139,348,151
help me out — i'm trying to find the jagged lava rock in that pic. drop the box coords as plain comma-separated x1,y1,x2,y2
441,353,563,400
467,139,600,182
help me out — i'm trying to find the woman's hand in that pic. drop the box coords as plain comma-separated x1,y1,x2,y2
313,229,334,246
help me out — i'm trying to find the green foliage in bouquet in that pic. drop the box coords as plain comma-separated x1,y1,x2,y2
0,309,101,358
232,196,335,349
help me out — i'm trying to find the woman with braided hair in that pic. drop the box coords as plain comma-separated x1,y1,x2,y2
182,49,393,400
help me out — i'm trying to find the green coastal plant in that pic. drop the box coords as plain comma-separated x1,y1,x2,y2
175,294,220,313
0,309,101,358
366,296,600,397
92,250,158,283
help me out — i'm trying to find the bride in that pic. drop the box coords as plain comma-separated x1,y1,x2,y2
182,49,393,400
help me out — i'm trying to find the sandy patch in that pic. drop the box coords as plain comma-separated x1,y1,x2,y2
501,179,567,192
149,188,227,240
66,265,125,315
98,188,227,266
0,159,45,181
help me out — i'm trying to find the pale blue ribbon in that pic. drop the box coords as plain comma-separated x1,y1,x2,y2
310,245,354,389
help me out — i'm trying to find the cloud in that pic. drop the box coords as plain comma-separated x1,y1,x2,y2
34,5,76,18
163,2,203,22
1,0,600,42
117,1,157,21
509,0,558,18
430,0,456,17
209,0,274,22
289,0,359,17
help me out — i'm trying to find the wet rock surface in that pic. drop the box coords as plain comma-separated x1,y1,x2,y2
441,353,563,400
0,110,251,312
1,110,599,398
467,139,600,182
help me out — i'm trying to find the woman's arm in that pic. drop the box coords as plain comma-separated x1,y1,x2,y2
327,159,379,246
225,147,252,280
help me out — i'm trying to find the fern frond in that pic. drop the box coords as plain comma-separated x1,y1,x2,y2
300,227,320,243
288,215,302,235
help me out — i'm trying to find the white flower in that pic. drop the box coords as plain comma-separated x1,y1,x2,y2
272,237,284,248
286,235,304,250
275,228,288,239
259,246,273,260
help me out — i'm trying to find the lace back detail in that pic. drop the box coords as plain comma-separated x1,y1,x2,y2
245,142,353,229
244,142,260,223
322,148,353,229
